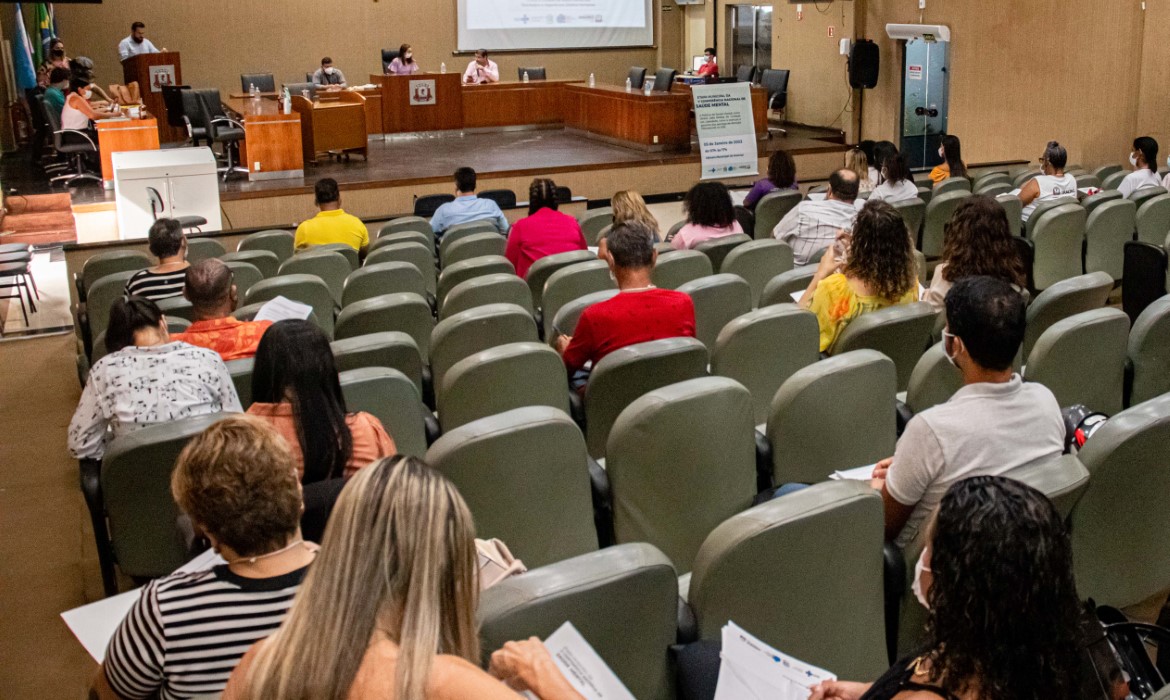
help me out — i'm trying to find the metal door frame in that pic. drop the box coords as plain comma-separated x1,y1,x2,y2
898,38,951,170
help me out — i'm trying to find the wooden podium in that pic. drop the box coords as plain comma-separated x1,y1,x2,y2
291,92,368,164
122,51,184,143
371,72,464,134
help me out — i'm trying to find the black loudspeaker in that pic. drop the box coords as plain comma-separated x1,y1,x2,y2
849,39,880,89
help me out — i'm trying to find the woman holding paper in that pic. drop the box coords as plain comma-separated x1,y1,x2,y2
807,476,1086,700
223,456,585,700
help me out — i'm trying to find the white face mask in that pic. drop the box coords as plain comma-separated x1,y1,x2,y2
1130,153,1139,167
324,67,335,75
83,89,93,99
912,549,932,609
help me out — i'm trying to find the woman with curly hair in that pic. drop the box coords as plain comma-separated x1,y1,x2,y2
743,149,799,210
925,195,1027,312
800,200,918,352
670,181,743,250
808,475,1085,700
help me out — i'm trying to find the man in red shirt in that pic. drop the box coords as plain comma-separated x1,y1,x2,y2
556,221,695,378
697,48,719,79
172,259,272,361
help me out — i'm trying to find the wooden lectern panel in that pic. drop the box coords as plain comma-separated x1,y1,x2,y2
373,73,464,133
229,98,304,180
461,81,572,130
292,93,368,163
121,52,185,143
96,118,161,183
563,85,691,151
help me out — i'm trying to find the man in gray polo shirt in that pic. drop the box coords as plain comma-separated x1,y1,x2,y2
311,57,347,90
873,276,1065,548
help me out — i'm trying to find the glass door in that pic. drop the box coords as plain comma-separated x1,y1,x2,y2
900,39,951,170
728,5,773,78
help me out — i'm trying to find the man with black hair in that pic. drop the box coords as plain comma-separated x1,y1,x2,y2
118,21,163,61
294,178,369,255
429,166,509,238
173,259,272,361
772,168,859,265
873,276,1064,547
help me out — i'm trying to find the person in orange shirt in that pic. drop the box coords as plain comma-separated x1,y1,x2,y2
246,320,396,483
172,258,272,361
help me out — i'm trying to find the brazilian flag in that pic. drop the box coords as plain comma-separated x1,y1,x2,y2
33,3,56,66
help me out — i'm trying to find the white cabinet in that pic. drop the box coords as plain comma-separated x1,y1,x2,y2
112,147,222,240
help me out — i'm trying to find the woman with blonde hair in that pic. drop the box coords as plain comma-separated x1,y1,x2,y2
599,190,660,259
846,148,874,194
224,456,583,700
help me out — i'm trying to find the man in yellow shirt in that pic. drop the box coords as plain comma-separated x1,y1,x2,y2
293,178,370,257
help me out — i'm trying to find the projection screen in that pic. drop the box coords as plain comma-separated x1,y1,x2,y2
457,0,655,52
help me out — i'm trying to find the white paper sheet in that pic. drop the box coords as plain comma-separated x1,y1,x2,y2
541,622,635,700
60,550,226,663
807,192,827,201
830,463,877,481
253,295,313,324
714,622,835,700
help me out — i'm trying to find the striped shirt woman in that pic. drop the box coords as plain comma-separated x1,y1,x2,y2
125,267,187,300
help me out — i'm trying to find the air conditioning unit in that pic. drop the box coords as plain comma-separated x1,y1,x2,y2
885,23,951,42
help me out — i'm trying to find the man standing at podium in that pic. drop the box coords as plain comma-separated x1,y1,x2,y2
118,21,163,61
463,49,500,84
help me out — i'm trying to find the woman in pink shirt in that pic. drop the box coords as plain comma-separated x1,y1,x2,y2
504,178,588,278
670,181,744,250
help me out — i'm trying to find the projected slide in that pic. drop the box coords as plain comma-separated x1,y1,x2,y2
458,0,653,51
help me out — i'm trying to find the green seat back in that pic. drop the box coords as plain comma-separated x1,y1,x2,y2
278,250,351,303
221,250,280,278
759,265,817,307
478,544,677,700
243,273,337,337
932,177,970,196
971,171,1010,191
342,262,427,308
237,230,293,262
1084,199,1136,282
1075,173,1102,190
891,198,927,240
1102,170,1128,191
1022,271,1113,358
426,406,598,568
438,342,569,431
1092,164,1123,182
306,242,359,271
372,230,432,253
550,290,621,337
82,251,150,298
364,242,437,297
156,295,195,322
225,357,254,409
994,193,1024,237
694,233,752,273
1128,297,1170,406
102,413,230,578
1031,203,1088,290
975,182,1011,198
541,260,617,338
184,237,226,264
584,337,708,459
921,190,968,257
916,184,933,203
526,249,598,309
688,480,888,681
652,250,713,290
430,302,539,392
85,270,140,342
712,304,820,425
438,222,501,262
831,301,938,391
440,273,533,320
378,216,433,241
1083,189,1123,215
754,190,803,240
905,342,963,415
436,255,514,310
222,261,263,299
1010,454,1091,519
442,231,507,268
767,350,897,484
1136,194,1170,246
578,207,614,246
330,331,423,393
608,377,756,572
721,239,795,307
677,273,753,349
339,367,427,457
1025,308,1128,414
1014,168,1042,188
333,292,433,361
1071,393,1170,608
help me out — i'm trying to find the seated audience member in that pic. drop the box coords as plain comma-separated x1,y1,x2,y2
95,416,316,700
599,190,660,260
925,195,1027,312
247,320,395,483
294,177,370,255
773,169,859,265
430,167,510,238
858,139,880,186
670,181,743,250
929,134,968,183
1019,140,1078,222
463,48,500,84
558,221,695,376
68,296,241,460
125,218,190,300
800,200,918,352
1118,136,1162,198
43,67,71,122
809,476,1087,700
505,178,587,278
845,147,874,194
873,276,1064,548
743,149,799,210
697,47,719,78
871,140,903,185
172,259,272,361
223,456,583,700
867,153,918,206
311,56,346,89
62,76,119,134
386,43,420,75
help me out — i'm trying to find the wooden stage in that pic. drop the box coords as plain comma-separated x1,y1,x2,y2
70,125,848,232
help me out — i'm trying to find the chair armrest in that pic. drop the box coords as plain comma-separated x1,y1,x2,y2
423,411,442,446
754,429,773,494
79,458,103,515
896,400,914,437
883,540,906,665
211,116,245,130
568,389,585,431
74,272,86,302
588,457,614,548
55,128,97,149
676,596,698,644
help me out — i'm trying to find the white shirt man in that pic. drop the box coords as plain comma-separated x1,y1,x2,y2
773,169,859,266
463,52,500,84
118,23,161,61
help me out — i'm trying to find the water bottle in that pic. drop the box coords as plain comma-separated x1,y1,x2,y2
588,72,596,87
625,77,632,92
249,82,257,98
643,77,654,95
522,71,529,83
282,87,292,114
440,62,447,74
302,89,311,101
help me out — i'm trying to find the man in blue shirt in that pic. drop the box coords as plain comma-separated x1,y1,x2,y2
429,167,510,239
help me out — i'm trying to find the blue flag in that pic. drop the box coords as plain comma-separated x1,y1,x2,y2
13,4,38,92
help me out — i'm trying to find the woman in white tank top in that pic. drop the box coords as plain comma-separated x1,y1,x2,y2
1019,141,1078,222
